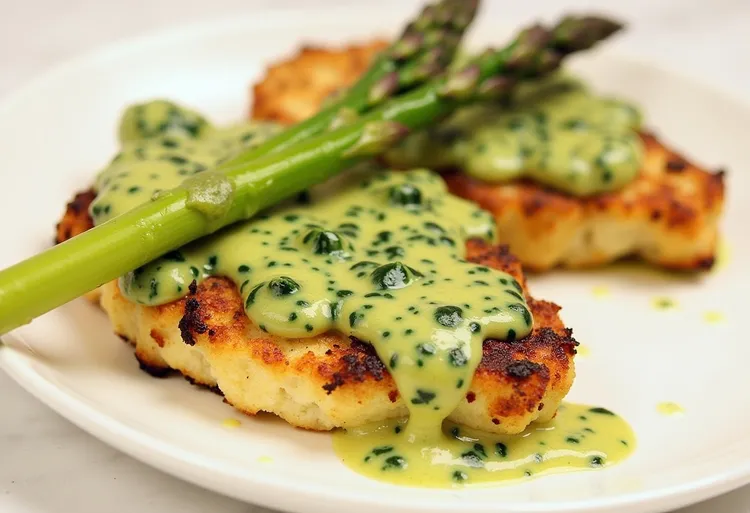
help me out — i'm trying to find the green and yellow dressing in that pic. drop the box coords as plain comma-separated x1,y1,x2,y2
334,403,634,487
91,97,634,488
386,75,643,196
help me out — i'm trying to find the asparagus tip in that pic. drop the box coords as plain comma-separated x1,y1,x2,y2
437,64,481,100
476,76,516,100
368,72,400,105
381,0,483,102
552,14,625,53
391,32,424,61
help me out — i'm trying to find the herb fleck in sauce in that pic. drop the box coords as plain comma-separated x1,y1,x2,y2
386,75,643,196
651,297,677,310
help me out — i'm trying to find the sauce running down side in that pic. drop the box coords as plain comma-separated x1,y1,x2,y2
334,403,635,487
90,99,634,487
386,75,643,196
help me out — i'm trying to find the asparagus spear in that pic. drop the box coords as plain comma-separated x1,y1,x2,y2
0,14,622,334
440,15,624,100
223,0,479,168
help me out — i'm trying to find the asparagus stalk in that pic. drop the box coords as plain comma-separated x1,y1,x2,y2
223,0,479,168
0,14,622,335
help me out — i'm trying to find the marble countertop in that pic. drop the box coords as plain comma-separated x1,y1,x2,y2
1,1,748,512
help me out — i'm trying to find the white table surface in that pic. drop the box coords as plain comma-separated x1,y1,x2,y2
1,1,749,512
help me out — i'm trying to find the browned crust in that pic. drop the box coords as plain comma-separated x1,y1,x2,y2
445,133,725,233
442,132,726,271
250,40,388,124
55,189,95,244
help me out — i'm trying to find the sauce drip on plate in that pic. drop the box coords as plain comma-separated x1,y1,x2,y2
333,403,634,487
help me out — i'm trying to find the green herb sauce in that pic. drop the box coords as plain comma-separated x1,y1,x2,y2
385,75,643,196
90,99,280,224
334,403,635,487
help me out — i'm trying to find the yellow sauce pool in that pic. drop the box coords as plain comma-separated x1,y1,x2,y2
333,402,634,487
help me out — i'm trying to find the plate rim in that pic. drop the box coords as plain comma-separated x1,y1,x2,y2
5,340,750,513
1,5,749,513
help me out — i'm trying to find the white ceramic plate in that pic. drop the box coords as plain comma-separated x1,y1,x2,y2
0,4,748,513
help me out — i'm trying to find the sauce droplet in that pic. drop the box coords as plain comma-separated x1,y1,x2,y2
651,296,677,310
656,402,684,416
703,311,725,324
715,238,731,270
222,418,242,428
591,285,610,298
